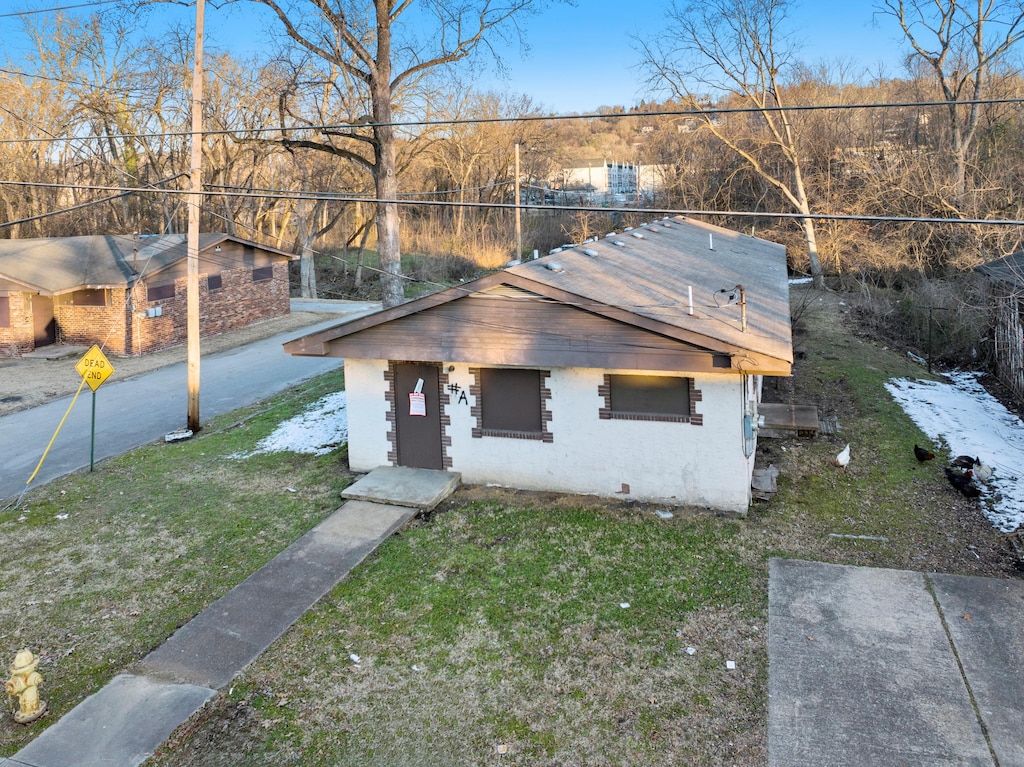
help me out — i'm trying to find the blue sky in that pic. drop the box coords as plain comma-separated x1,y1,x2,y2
4,1,912,114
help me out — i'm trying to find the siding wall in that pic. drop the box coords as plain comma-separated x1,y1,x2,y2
345,358,754,512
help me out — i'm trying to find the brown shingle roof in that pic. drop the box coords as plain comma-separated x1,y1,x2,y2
0,233,295,295
286,216,793,372
507,216,792,365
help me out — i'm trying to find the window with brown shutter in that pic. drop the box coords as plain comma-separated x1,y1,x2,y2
600,374,701,424
470,367,553,441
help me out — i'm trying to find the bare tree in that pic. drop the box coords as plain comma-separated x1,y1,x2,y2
879,0,1024,209
236,0,556,307
638,0,826,288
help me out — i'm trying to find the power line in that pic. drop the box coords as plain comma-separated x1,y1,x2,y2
3,178,1023,228
0,0,122,18
0,174,185,230
1,96,1023,146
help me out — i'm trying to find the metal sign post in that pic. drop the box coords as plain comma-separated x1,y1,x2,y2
75,345,114,471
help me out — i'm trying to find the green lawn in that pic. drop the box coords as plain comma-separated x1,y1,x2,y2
0,293,1013,766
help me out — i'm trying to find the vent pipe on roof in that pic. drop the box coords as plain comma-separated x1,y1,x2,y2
688,285,693,316
709,233,714,250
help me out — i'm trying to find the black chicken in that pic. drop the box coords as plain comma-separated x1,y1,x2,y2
914,444,936,462
951,455,979,470
944,467,981,498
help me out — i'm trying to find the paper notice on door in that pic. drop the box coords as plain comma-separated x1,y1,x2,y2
409,377,426,416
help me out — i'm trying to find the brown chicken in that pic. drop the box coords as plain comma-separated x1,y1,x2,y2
914,444,936,462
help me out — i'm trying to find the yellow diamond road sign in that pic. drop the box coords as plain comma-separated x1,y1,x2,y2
76,345,114,392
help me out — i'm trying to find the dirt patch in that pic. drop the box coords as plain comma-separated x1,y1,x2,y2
0,311,339,417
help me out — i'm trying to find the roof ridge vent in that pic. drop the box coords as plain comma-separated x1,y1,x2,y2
544,262,564,273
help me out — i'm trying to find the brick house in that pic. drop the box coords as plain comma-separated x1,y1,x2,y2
0,233,296,357
285,216,793,512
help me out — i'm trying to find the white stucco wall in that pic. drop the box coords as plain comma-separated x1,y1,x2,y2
344,358,392,472
344,358,757,513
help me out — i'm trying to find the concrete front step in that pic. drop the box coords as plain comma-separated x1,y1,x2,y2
341,466,461,509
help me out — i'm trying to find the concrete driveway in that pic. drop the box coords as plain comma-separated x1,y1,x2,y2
0,301,377,502
769,558,1024,766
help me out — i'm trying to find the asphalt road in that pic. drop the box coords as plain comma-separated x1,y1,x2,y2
0,308,371,502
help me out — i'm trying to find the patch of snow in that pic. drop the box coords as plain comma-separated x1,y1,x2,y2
789,277,814,285
885,372,1024,532
236,391,348,457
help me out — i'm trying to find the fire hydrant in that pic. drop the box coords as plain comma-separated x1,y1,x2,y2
6,649,46,724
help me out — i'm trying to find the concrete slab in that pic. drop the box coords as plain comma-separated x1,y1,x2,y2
10,675,213,767
290,298,380,316
932,573,1024,767
342,466,461,509
20,345,90,361
758,403,820,437
768,559,992,767
136,501,416,688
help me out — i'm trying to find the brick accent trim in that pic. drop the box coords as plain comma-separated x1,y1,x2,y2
598,374,702,425
469,367,553,442
384,365,398,465
438,367,453,469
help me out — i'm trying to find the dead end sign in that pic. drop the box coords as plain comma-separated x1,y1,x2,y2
76,345,115,391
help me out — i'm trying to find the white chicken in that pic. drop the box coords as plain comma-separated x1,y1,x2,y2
832,443,851,470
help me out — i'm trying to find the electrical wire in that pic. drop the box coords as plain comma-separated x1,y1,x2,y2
4,179,1023,228
0,96,1023,146
0,0,122,18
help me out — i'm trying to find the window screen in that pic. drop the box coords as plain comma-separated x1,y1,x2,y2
252,265,274,282
147,283,175,301
480,368,542,433
68,289,107,307
609,375,690,416
0,296,9,328
207,273,223,291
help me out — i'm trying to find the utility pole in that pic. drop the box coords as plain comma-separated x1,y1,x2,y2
514,143,522,260
186,0,205,433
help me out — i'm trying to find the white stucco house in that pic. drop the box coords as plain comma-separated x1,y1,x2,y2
284,216,793,513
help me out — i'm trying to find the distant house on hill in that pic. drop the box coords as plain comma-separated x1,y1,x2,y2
555,159,669,204
0,233,296,357
285,216,793,513
976,252,1024,403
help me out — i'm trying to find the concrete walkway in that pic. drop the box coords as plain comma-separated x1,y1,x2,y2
3,467,459,767
769,559,1024,766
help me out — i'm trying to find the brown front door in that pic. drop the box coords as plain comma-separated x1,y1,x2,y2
394,362,443,470
32,295,55,347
